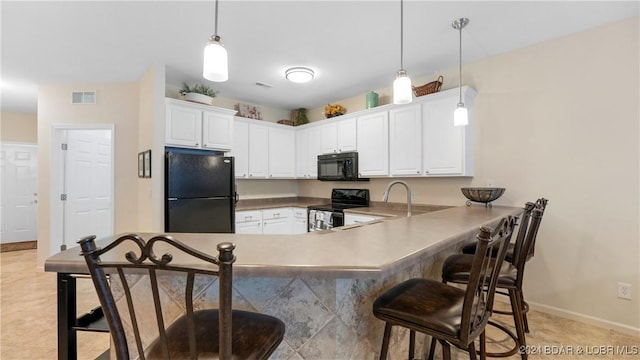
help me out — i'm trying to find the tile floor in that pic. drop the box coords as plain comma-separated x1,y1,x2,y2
0,249,638,360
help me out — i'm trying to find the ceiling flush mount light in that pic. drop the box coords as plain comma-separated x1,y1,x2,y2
203,0,228,82
285,67,314,83
452,17,469,126
393,0,412,105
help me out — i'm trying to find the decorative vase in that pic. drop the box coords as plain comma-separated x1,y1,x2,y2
183,92,214,106
366,91,379,109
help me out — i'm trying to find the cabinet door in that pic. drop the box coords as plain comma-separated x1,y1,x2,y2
320,119,338,154
263,217,290,234
307,125,322,178
268,126,295,178
295,128,310,178
337,117,357,152
202,111,233,151
423,96,464,175
389,104,422,176
166,104,201,148
356,111,389,176
230,119,249,178
291,218,308,234
248,123,269,178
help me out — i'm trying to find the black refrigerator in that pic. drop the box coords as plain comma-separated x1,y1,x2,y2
165,151,237,233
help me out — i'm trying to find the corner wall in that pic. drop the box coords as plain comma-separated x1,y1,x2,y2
36,82,140,266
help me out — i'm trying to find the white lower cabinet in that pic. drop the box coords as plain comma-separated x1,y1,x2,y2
291,207,308,234
236,207,307,235
235,210,262,234
344,213,383,226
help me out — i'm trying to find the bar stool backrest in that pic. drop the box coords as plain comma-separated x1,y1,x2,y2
78,234,235,360
461,216,516,344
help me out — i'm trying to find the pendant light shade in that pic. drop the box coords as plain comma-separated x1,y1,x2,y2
454,104,468,126
203,0,228,82
393,0,412,105
203,36,228,82
393,70,412,104
452,18,469,126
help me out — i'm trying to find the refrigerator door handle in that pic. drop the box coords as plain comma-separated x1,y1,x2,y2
168,197,178,201
234,192,239,207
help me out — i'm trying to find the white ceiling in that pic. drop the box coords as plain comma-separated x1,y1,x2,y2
1,1,638,114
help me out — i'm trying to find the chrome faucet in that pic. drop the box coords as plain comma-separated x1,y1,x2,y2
382,180,412,217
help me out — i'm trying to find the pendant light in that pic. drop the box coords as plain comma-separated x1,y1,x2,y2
452,18,469,126
393,0,412,104
203,0,228,82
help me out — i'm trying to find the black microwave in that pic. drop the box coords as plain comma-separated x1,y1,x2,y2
317,152,365,181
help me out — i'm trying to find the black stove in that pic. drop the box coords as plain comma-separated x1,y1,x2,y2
307,189,370,231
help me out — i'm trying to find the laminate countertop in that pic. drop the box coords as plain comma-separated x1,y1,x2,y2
45,205,521,279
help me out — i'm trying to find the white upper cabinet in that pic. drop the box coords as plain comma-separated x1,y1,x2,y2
229,119,249,178
202,110,233,150
248,122,269,178
422,87,475,176
389,104,423,176
296,123,322,179
166,103,202,148
295,127,310,178
268,126,295,178
320,116,357,154
356,110,389,176
165,98,235,151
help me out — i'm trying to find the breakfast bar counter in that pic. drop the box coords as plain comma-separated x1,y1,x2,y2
45,205,521,359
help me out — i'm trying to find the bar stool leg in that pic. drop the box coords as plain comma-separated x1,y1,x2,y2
509,289,528,360
428,336,437,360
379,323,392,360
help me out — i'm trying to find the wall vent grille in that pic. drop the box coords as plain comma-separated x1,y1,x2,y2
71,91,96,104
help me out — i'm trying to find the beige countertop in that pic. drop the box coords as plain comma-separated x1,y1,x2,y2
45,205,521,279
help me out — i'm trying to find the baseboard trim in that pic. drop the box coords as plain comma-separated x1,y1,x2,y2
0,241,37,252
528,301,640,337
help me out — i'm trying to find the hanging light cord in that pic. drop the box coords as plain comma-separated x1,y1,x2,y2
458,23,462,103
400,0,404,70
214,0,220,40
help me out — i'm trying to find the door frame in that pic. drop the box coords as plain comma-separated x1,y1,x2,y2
50,124,115,254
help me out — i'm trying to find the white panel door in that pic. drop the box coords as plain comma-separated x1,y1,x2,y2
64,130,113,245
0,143,38,243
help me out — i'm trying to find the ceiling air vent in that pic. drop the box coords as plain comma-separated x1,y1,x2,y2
71,91,96,104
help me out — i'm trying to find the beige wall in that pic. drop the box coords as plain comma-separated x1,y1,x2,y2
138,65,167,232
301,17,640,332
0,111,37,142
37,83,141,266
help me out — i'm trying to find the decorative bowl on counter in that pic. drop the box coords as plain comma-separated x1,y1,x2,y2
461,187,505,208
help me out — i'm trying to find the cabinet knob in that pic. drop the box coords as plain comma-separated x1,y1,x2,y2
338,149,342,152
249,174,253,177
425,170,429,174
203,144,207,147
417,170,420,174
269,174,273,178
195,143,199,146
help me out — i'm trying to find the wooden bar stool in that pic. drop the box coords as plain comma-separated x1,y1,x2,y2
373,217,516,360
441,206,545,360
78,234,285,360
460,198,548,332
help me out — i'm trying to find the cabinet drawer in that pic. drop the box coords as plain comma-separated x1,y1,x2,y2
262,207,292,220
236,210,262,223
291,207,308,219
